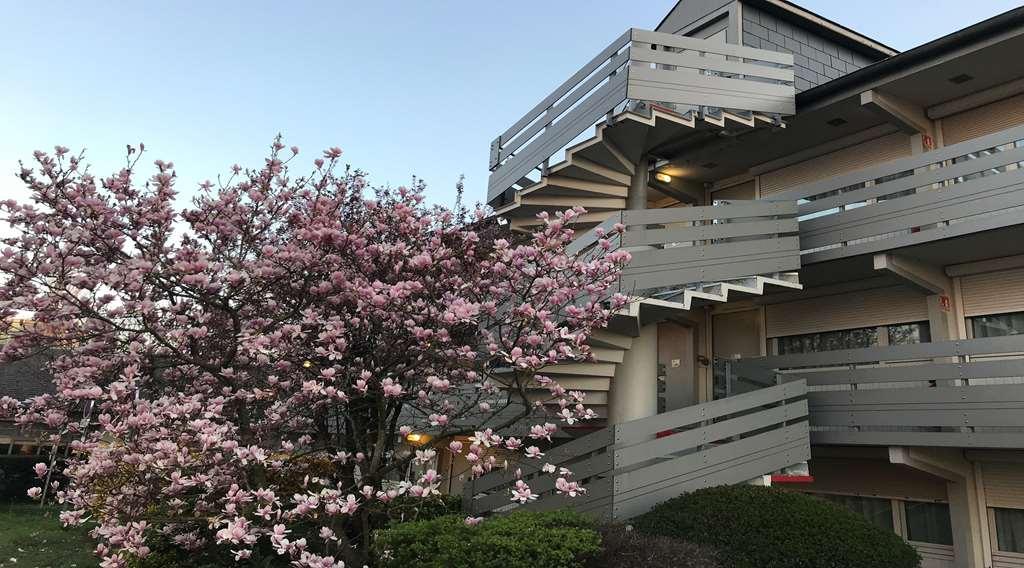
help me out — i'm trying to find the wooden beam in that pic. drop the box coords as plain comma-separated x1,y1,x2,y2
601,138,636,175
860,89,933,136
873,253,951,295
520,195,626,210
946,254,1024,277
527,176,628,198
749,124,898,176
928,77,1024,119
568,157,633,185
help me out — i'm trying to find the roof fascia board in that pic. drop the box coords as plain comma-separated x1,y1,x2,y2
657,3,734,36
655,0,735,34
798,9,1024,113
751,0,899,57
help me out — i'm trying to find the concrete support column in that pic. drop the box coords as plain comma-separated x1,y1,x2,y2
927,294,959,342
608,324,658,425
627,154,650,210
947,474,987,568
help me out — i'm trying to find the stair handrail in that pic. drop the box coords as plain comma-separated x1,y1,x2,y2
463,380,809,519
489,31,632,172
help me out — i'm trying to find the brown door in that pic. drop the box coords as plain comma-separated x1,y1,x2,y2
658,321,696,412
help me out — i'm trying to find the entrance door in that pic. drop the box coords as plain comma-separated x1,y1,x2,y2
658,321,696,413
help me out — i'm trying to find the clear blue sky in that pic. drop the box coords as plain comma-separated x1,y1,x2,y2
1,1,1021,208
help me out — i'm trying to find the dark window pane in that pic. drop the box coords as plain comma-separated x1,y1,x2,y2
819,494,894,531
888,322,931,346
994,507,1024,553
905,501,953,545
777,326,879,355
972,312,1024,338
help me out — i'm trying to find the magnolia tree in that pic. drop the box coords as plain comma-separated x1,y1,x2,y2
0,139,630,567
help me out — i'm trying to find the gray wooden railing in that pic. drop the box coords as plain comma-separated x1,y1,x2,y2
571,201,800,293
765,123,1024,264
731,335,1024,448
488,28,795,204
462,380,809,521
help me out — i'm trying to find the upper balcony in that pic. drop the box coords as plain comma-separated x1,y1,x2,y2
487,29,796,208
766,124,1024,266
724,335,1024,449
566,200,802,324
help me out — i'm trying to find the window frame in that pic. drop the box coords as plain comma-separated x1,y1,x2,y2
770,321,932,356
968,310,1024,339
901,499,955,547
988,506,1024,558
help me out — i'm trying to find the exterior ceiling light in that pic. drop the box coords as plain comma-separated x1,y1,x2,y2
949,73,973,84
827,117,847,127
654,172,672,183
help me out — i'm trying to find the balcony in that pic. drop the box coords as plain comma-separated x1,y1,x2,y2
488,28,796,206
568,200,801,304
727,335,1024,448
463,381,809,521
766,124,1024,265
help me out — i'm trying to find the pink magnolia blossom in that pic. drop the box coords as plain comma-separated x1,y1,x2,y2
0,138,628,566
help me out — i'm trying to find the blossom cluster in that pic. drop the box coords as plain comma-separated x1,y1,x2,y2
0,139,629,566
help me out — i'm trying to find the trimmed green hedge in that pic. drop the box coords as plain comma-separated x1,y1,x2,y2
372,510,602,568
634,485,921,568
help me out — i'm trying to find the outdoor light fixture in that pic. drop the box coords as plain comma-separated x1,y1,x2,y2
406,433,424,443
654,172,672,183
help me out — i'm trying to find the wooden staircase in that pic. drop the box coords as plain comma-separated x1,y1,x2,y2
495,104,782,232
464,380,811,521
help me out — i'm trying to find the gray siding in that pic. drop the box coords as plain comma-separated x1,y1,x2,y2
741,4,878,92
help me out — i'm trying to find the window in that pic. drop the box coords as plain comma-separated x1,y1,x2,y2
971,311,1024,338
819,494,894,531
777,326,878,355
775,322,931,355
994,508,1024,553
888,322,931,345
904,501,954,545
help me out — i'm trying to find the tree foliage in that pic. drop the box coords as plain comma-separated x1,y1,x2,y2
0,139,630,567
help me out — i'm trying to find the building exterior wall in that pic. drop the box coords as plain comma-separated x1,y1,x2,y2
941,93,1024,145
740,4,879,92
765,285,928,338
713,309,762,358
711,179,756,200
961,267,1024,317
981,462,1024,509
799,456,949,501
758,132,913,196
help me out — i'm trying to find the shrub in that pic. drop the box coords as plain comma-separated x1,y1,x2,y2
367,493,461,527
634,485,921,568
588,525,723,568
372,510,602,568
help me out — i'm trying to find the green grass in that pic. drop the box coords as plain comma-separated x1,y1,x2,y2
0,503,97,568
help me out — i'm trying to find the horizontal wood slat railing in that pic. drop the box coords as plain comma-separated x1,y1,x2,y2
462,381,809,521
763,123,1024,264
488,28,795,204
568,201,801,294
730,335,1024,448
